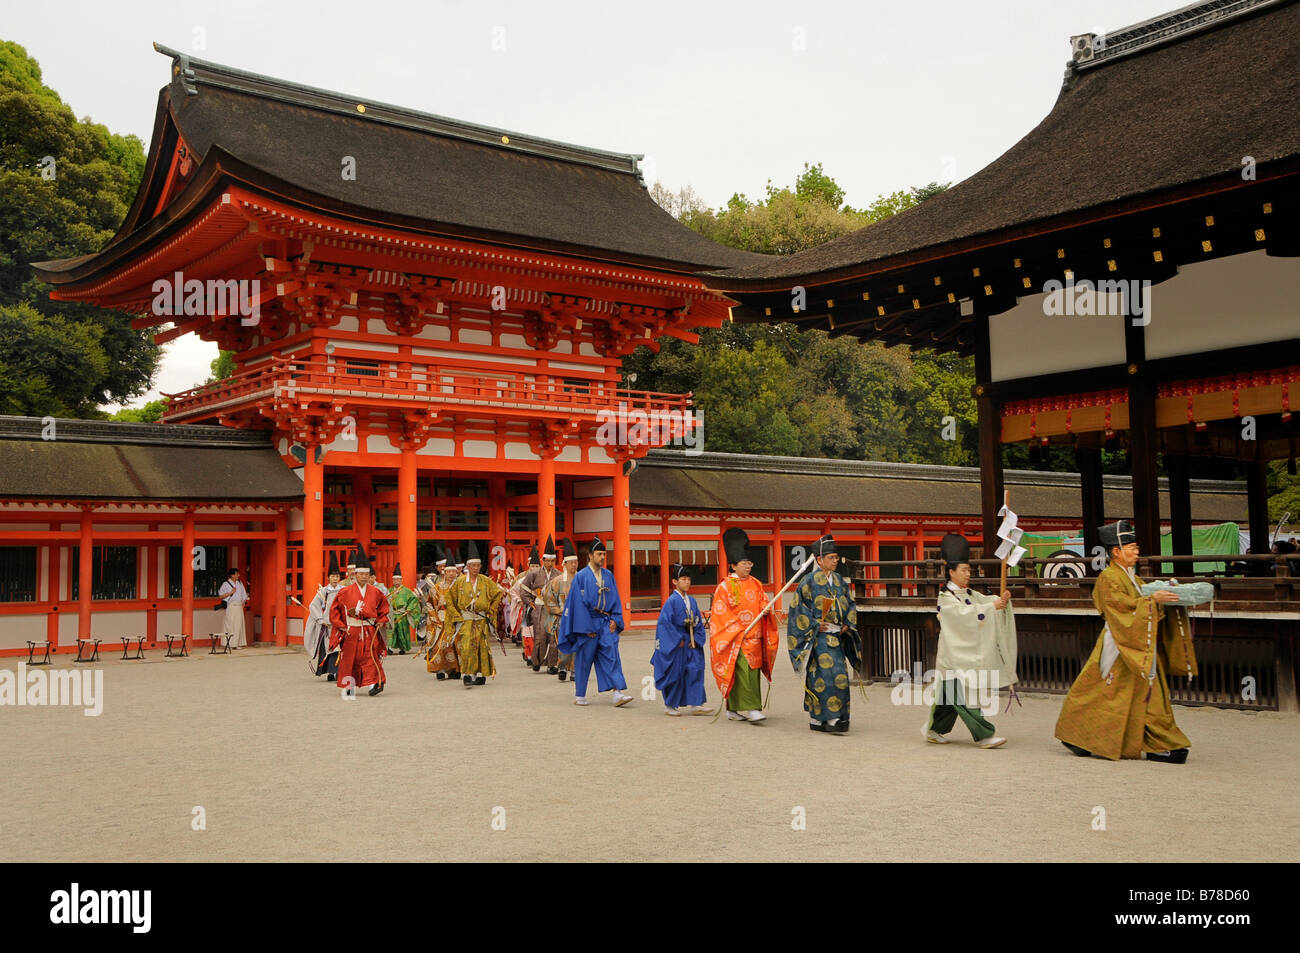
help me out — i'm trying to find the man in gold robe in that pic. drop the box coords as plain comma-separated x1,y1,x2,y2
425,550,461,680
1055,520,1197,762
445,542,505,688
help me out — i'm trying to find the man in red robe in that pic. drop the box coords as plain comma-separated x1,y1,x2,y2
329,547,390,697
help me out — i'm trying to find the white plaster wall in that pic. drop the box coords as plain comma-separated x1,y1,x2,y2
574,507,613,534
418,438,456,457
1145,250,1300,359
463,440,497,458
0,616,46,650
573,478,613,499
989,297,1126,381
503,442,539,460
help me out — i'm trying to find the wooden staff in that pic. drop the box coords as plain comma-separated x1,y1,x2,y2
999,489,1010,594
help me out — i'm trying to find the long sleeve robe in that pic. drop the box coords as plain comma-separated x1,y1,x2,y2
652,589,708,708
1055,562,1198,759
424,578,459,673
386,584,420,653
445,573,505,678
540,570,576,668
304,583,340,659
935,585,1018,695
786,569,858,723
708,574,778,699
329,582,390,689
557,565,624,653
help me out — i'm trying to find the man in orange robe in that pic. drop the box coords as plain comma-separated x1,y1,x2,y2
329,547,391,697
708,528,779,724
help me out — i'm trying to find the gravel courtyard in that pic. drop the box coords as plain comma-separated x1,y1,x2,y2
3,630,1297,862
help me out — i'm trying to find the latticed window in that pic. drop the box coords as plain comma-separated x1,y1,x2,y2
0,546,37,602
508,510,538,532
436,509,490,532
71,546,138,600
344,358,380,377
167,545,229,599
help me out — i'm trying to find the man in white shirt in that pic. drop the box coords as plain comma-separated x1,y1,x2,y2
217,568,249,649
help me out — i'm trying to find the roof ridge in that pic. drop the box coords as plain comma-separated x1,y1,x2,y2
1065,0,1291,75
153,43,645,177
0,415,275,449
640,449,1246,494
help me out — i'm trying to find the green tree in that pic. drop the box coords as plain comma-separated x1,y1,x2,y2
692,340,800,455
208,350,235,383
110,398,167,423
0,40,155,417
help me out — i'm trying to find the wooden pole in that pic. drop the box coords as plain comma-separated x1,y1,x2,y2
999,489,1009,594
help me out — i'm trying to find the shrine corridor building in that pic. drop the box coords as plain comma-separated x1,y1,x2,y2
5,2,1296,709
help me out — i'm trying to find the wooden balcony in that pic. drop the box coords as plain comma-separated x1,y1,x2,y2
161,356,695,429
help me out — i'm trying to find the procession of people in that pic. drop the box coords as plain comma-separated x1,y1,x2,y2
290,520,1200,763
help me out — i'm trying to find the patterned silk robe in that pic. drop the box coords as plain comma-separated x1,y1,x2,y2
707,574,779,699
787,569,859,724
445,572,505,678
1055,563,1198,759
424,578,457,672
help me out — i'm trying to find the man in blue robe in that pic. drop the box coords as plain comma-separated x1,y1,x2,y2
652,564,711,716
558,537,633,708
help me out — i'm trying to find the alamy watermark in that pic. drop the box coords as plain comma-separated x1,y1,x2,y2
151,270,261,326
1041,275,1150,326
595,403,704,455
890,664,1002,716
0,663,103,716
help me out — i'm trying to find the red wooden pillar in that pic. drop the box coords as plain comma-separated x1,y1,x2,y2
77,507,93,642
538,451,557,554
146,532,159,646
771,521,785,596
46,534,61,649
397,446,417,584
303,449,324,610
275,511,288,645
658,522,670,606
612,462,631,618
181,508,195,639
258,536,275,645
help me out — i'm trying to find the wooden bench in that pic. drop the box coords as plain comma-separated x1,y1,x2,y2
209,632,234,655
120,636,146,660
164,634,188,657
74,638,101,663
25,640,52,665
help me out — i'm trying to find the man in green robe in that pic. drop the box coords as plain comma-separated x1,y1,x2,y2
1055,520,1195,762
386,563,420,655
787,534,861,734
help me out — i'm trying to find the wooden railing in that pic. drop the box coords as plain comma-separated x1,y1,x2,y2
850,554,1298,711
162,356,694,424
851,553,1299,610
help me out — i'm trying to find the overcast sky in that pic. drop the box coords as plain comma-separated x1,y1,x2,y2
5,0,1181,410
